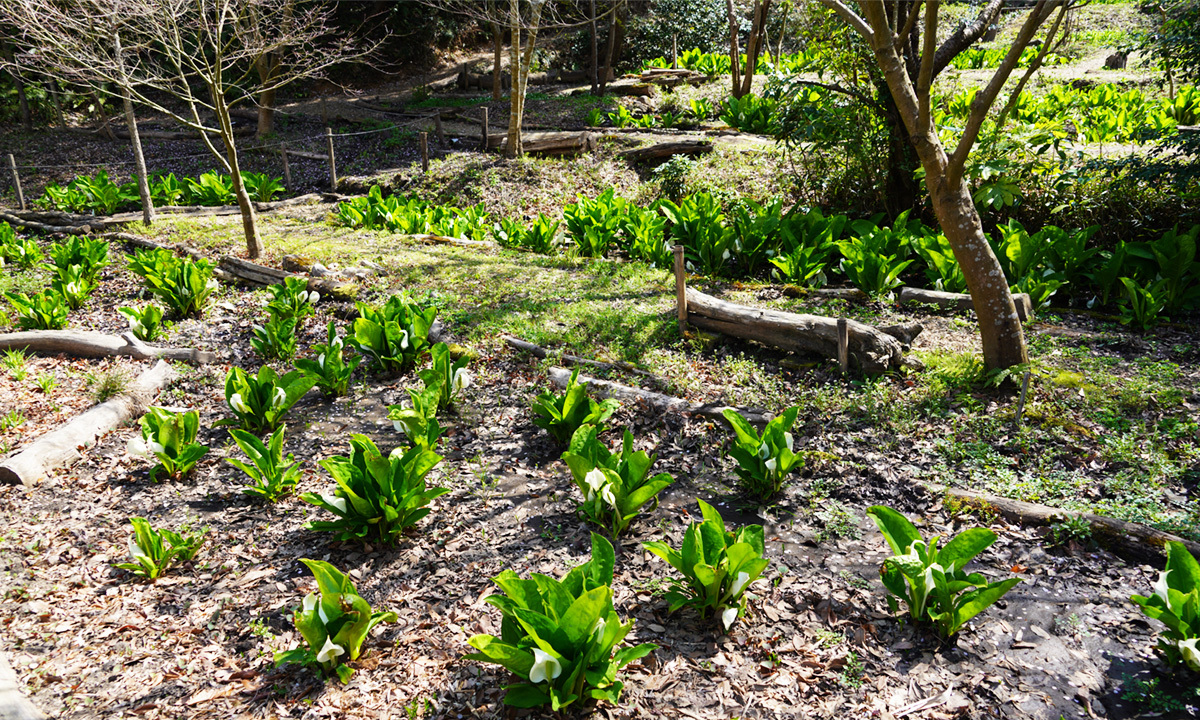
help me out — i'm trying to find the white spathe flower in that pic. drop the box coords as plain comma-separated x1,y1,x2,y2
452,367,472,392
317,599,332,626
600,483,617,509
399,329,410,351
1178,638,1200,671
127,435,150,458
1152,569,1172,606
923,562,944,591
528,648,562,683
317,353,326,367
302,593,318,615
229,393,250,414
765,457,777,474
128,536,147,560
322,493,348,514
206,279,219,290
272,386,287,408
591,616,607,641
307,291,320,304
584,468,607,501
316,636,345,664
721,607,739,630
783,432,794,452
729,571,751,597
146,440,166,457
721,249,730,261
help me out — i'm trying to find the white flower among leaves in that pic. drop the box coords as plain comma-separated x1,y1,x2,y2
307,291,320,304
757,442,770,460
721,607,739,630
230,393,250,414
127,435,149,458
528,648,562,683
322,494,348,514
316,636,345,664
272,386,287,408
764,457,777,474
1152,569,1172,606
729,571,751,598
128,536,148,560
399,329,410,351
1179,638,1200,671
584,468,607,502
600,483,618,509
302,593,318,615
452,367,472,392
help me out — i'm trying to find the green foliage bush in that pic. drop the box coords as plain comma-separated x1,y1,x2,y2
562,424,674,538
126,248,216,318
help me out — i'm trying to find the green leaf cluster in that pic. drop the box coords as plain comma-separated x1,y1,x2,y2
1131,541,1200,673
295,321,361,398
118,304,165,342
465,533,656,710
532,369,619,446
347,294,438,374
266,276,319,322
301,434,447,545
126,248,216,318
492,214,561,254
867,505,1021,638
642,499,769,631
228,425,302,502
250,314,299,360
130,406,209,482
0,224,42,269
387,382,445,451
219,366,316,434
659,193,736,276
5,290,68,330
419,342,471,410
562,425,674,538
113,517,207,580
722,407,803,502
275,559,397,683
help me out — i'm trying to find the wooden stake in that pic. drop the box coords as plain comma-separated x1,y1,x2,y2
420,132,429,173
433,112,445,146
7,154,24,211
673,245,687,335
279,142,292,191
837,317,849,373
672,34,678,69
325,128,337,191
480,107,489,151
1016,369,1031,425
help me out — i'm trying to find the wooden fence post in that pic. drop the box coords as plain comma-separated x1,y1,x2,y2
674,245,687,335
420,132,429,173
433,112,445,146
837,317,849,373
325,128,337,191
7,154,25,211
279,142,292,191
480,107,489,152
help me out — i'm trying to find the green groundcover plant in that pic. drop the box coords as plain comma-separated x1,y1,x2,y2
388,382,445,451
126,248,216,318
465,533,656,710
126,406,208,482
532,369,619,446
723,406,804,502
219,366,316,434
868,505,1020,637
275,559,397,683
562,424,673,538
1131,541,1200,673
113,517,207,580
295,321,360,398
642,499,769,631
228,425,302,502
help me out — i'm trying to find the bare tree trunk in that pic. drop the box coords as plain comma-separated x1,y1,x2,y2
1,43,33,131
491,23,503,101
598,0,623,94
738,0,770,97
113,28,154,227
505,0,544,159
211,88,262,257
589,0,599,94
257,87,276,136
91,91,116,141
726,0,742,98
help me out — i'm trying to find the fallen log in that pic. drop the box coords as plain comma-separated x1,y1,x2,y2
547,367,773,427
0,360,174,487
0,211,91,235
781,286,870,302
486,131,596,156
899,286,1033,322
684,287,907,373
0,331,215,364
504,335,671,391
0,651,43,720
216,255,358,301
618,140,713,162
927,482,1200,563
403,233,496,249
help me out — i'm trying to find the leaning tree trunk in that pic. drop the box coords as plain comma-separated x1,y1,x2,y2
257,87,276,137
589,0,599,94
113,29,154,227
598,0,624,95
881,93,920,219
738,0,771,98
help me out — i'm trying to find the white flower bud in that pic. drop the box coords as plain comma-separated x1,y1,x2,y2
316,636,345,664
528,648,562,683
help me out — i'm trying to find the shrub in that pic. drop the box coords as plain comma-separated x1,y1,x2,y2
652,155,694,202
493,214,561,254
242,172,285,202
266,276,319,322
251,315,299,360
531,368,619,446
564,189,626,258
465,533,656,710
227,425,301,501
126,406,209,482
642,499,769,630
47,236,109,282
868,505,1020,637
275,559,397,683
720,94,777,134
561,424,674,538
620,205,671,268
114,517,207,580
48,263,96,311
301,433,447,544
118,305,165,342
659,192,735,276
126,248,216,318
1131,540,1200,673
219,366,316,434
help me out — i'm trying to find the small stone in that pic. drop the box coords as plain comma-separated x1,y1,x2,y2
310,262,329,277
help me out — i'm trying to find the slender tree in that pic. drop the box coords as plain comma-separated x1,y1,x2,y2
819,0,1077,370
